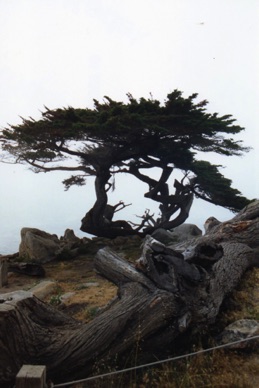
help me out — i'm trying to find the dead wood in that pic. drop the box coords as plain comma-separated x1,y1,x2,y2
1,200,259,387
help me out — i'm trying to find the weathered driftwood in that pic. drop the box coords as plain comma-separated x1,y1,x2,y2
0,201,259,387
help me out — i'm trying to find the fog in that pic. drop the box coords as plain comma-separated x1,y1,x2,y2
0,0,258,253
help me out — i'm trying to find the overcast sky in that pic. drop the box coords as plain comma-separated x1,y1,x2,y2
0,0,258,253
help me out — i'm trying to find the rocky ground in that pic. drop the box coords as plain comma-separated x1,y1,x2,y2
0,235,142,323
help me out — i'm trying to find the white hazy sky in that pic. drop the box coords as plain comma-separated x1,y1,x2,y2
0,0,258,254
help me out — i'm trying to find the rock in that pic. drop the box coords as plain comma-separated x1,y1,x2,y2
151,228,177,245
82,282,99,287
60,292,76,302
62,229,81,243
217,319,259,350
30,280,56,300
170,223,202,242
19,228,61,263
152,224,202,246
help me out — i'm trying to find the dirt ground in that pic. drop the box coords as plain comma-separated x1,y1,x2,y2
3,257,116,322
1,237,142,322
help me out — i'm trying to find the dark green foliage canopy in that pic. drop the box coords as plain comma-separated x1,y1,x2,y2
0,90,251,237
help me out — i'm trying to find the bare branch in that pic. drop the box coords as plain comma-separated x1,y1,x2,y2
129,209,158,231
24,159,95,175
113,201,132,213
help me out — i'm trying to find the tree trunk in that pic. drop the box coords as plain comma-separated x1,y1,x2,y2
80,169,138,238
1,201,259,387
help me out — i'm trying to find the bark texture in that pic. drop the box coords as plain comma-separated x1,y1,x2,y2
1,200,259,387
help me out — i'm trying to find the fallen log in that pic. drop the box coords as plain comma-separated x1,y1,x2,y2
8,262,45,277
1,201,259,387
0,253,45,277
